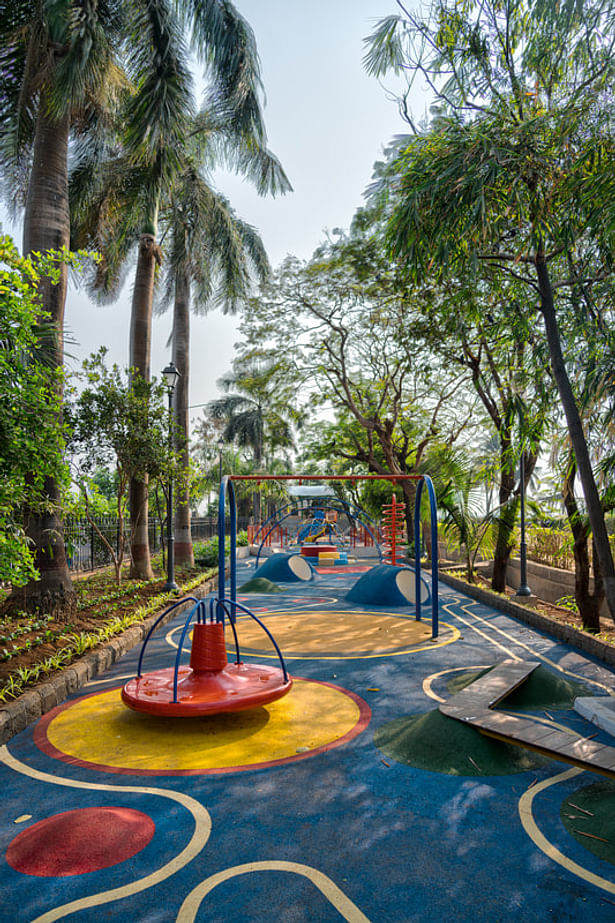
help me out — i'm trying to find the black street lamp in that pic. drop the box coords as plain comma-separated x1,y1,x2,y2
162,361,181,592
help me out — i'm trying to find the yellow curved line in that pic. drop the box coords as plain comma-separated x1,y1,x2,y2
446,600,614,694
422,665,492,703
166,610,457,660
176,860,372,923
518,766,615,894
0,746,211,923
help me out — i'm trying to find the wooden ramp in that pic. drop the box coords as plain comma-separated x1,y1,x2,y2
439,660,615,779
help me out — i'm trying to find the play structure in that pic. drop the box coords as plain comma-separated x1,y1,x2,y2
239,474,439,636
121,477,292,717
382,494,406,565
252,492,381,566
122,472,440,717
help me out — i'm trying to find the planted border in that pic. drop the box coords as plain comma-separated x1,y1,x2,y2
0,568,217,703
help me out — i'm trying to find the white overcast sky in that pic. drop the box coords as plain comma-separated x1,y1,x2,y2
5,1,429,419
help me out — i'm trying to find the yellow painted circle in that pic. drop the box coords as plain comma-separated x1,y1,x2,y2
39,680,367,775
220,610,458,659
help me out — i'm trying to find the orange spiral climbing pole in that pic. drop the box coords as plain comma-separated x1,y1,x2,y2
382,494,407,565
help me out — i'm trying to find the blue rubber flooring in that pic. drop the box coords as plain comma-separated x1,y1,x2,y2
1,558,615,922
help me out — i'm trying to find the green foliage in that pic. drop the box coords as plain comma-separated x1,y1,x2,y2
207,355,297,466
69,350,172,483
439,460,496,581
0,565,218,702
193,536,228,568
0,237,75,585
66,350,176,582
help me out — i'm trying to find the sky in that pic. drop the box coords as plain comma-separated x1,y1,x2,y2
5,1,428,423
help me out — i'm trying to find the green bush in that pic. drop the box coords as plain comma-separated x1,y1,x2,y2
193,534,239,567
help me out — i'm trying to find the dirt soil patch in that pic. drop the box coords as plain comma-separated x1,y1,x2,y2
0,562,213,697
473,571,615,648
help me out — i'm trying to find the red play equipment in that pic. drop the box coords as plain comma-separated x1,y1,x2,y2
122,596,292,717
382,494,407,565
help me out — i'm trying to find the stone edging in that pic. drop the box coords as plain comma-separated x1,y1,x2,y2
0,575,219,746
439,571,615,670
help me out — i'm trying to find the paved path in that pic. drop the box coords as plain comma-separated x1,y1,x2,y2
1,559,615,921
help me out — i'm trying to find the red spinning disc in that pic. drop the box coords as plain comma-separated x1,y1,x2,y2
121,664,292,717
122,622,292,717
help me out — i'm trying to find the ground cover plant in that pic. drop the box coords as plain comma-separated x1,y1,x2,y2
0,557,217,703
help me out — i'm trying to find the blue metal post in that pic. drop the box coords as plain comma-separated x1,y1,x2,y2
414,476,439,639
217,476,238,622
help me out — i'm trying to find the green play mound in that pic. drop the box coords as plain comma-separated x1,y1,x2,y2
238,577,284,594
446,668,492,696
497,665,590,710
560,778,615,866
374,709,550,776
446,665,589,711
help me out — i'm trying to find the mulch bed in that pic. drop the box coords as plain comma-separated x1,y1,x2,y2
0,564,208,691
473,572,615,648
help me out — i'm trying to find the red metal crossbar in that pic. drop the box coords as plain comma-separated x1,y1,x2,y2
229,474,423,481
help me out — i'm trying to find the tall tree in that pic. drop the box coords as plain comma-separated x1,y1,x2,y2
0,0,124,613
409,273,553,590
240,232,476,536
207,357,296,522
366,0,615,621
160,163,274,563
70,1,289,576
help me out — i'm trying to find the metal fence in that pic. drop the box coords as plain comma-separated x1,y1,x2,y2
64,515,249,574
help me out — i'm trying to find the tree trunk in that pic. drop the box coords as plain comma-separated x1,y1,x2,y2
173,269,194,566
491,429,517,592
128,233,159,579
13,95,76,616
562,457,603,633
535,255,615,623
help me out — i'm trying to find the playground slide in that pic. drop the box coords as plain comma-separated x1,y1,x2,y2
298,522,327,543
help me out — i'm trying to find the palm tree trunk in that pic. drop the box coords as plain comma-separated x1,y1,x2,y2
128,232,159,579
253,419,263,525
15,97,76,617
173,269,194,566
535,254,615,623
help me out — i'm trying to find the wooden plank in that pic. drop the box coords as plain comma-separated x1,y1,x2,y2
438,660,615,779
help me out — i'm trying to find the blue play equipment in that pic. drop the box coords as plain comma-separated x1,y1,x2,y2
236,474,440,639
346,563,431,608
253,496,383,568
253,551,315,582
121,475,293,716
297,508,330,544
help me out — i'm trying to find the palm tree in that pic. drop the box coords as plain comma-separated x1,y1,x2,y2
70,1,289,577
0,0,125,614
207,358,296,523
161,166,274,564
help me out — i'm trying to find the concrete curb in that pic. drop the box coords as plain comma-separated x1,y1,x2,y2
0,574,219,745
439,571,615,670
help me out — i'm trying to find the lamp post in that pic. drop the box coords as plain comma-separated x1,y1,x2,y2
162,361,181,592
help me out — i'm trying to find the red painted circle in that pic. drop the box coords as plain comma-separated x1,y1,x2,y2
6,807,155,877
